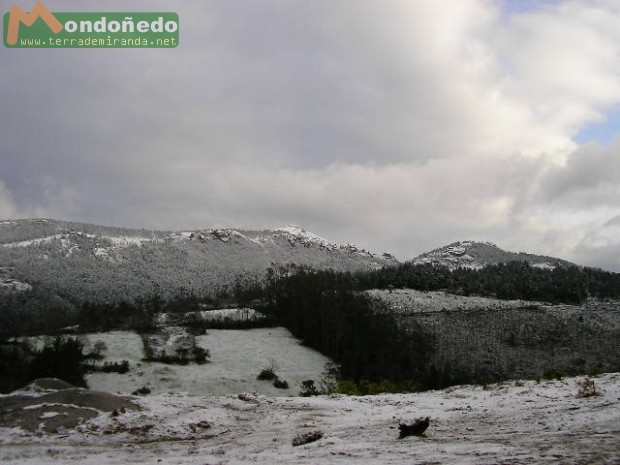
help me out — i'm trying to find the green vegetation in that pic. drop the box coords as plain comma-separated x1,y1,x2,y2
0,335,105,393
1,257,620,393
262,267,434,387
363,261,620,304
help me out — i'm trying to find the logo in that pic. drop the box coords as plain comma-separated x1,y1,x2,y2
4,1,179,48
6,1,62,45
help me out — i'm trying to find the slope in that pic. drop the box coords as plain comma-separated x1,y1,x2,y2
412,240,574,270
0,219,397,303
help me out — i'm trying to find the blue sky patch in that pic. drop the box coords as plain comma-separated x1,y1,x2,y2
575,106,620,145
503,0,564,15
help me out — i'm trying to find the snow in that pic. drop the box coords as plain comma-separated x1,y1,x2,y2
1,234,64,248
91,247,108,257
275,225,388,260
412,240,564,271
102,236,152,247
1,373,618,464
276,225,332,247
533,262,555,270
1,233,152,254
85,328,330,397
157,308,266,326
0,279,31,292
196,308,266,322
37,412,62,419
169,231,194,241
369,288,542,314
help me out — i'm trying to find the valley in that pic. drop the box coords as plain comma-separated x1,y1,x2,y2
1,218,620,464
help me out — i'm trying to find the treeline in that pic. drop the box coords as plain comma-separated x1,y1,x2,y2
256,262,620,389
0,336,93,393
262,267,434,387
361,261,620,304
2,259,620,391
0,289,77,339
0,290,236,338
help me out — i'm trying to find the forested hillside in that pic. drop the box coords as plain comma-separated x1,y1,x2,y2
2,219,620,391
0,219,395,303
260,264,620,389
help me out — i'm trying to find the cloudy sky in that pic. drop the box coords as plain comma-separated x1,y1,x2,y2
1,0,620,270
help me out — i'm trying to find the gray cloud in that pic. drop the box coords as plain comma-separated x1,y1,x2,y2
1,0,620,270
541,139,620,207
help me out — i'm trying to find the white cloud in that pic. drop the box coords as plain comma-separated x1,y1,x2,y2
1,0,620,270
0,181,18,219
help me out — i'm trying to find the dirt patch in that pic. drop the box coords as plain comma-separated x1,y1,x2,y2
0,380,140,433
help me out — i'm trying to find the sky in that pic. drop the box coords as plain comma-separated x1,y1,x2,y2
1,0,620,271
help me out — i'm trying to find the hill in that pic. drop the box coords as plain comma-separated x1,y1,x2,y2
0,219,397,303
412,240,574,270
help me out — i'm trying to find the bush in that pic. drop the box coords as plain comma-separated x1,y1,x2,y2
89,341,108,360
257,368,278,381
336,380,362,395
29,336,87,387
360,379,399,395
576,378,599,398
257,359,279,380
318,361,339,394
544,369,564,381
193,346,210,364
273,378,289,389
299,379,321,397
588,363,605,377
101,360,130,374
132,386,151,396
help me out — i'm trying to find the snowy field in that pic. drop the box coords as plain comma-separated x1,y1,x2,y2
85,328,331,396
1,373,618,464
368,288,546,314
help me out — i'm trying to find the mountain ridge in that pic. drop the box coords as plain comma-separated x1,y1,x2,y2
0,218,596,303
0,218,397,302
411,239,575,270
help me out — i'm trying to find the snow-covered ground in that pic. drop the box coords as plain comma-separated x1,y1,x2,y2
1,373,618,464
157,308,267,326
368,288,544,314
85,328,330,396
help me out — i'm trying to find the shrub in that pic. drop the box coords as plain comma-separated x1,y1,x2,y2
318,361,339,394
543,369,564,381
576,378,599,398
257,368,277,381
193,346,209,364
89,341,108,360
299,379,321,397
132,386,151,396
360,379,399,395
257,359,279,380
101,360,130,374
29,336,87,387
273,378,289,389
587,363,605,378
175,348,189,364
336,380,362,396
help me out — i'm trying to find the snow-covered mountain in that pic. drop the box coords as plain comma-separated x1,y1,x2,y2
411,240,573,270
0,219,397,302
